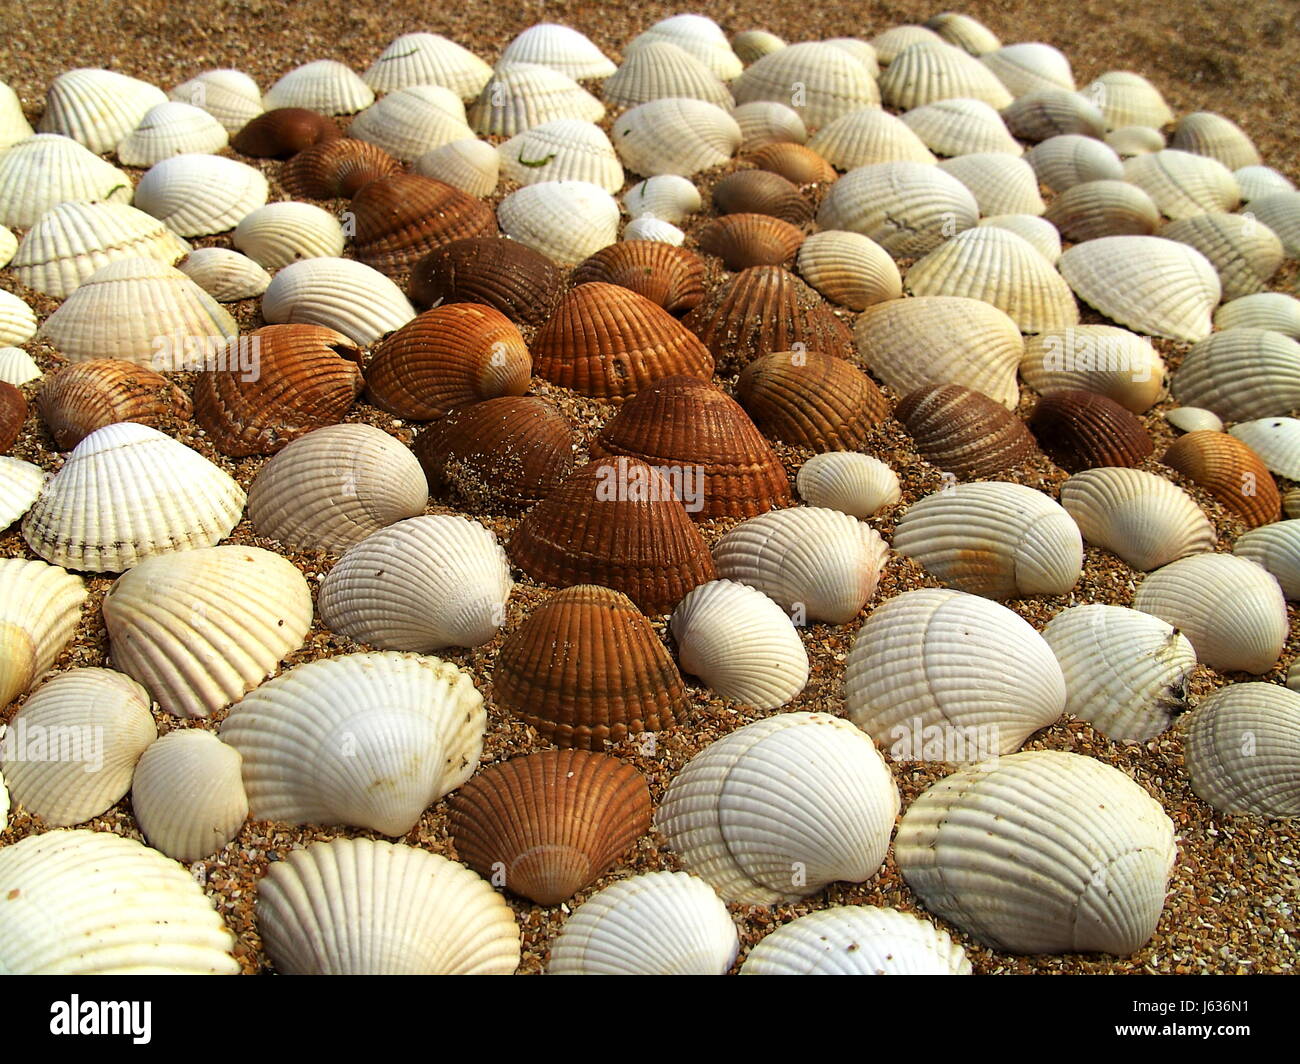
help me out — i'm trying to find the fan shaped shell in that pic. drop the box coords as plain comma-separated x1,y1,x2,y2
408,236,563,323
899,98,1019,157
133,153,268,237
498,120,622,192
36,359,191,451
262,257,416,345
497,180,619,264
118,101,229,166
730,42,880,128
39,68,168,154
1020,325,1165,413
610,97,741,178
169,69,264,134
468,63,603,137
736,349,888,450
176,247,271,302
232,201,345,270
879,42,1013,110
795,452,901,517
1162,430,1280,528
1171,328,1300,421
0,134,132,228
0,557,87,708
817,161,979,257
895,383,1039,478
363,32,494,98
348,85,472,161
1027,134,1124,192
262,59,374,115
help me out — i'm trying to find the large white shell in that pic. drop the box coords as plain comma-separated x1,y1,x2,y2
0,457,45,531
1026,133,1124,192
0,80,34,149
262,59,374,115
133,153,269,237
1082,71,1173,130
817,161,979,257
413,138,500,197
1247,192,1300,256
900,97,1019,157
1123,150,1241,219
1233,520,1300,599
500,22,615,80
937,151,1047,215
39,68,168,154
602,41,733,110
622,174,702,223
232,201,345,270
169,69,264,133
807,108,937,169
496,180,619,264
982,42,1074,96
261,257,416,345
0,557,87,708
732,100,806,150
879,42,1014,110
1214,292,1300,339
348,84,473,161
1172,328,1300,421
1229,418,1300,480
633,15,743,81
176,246,272,302
0,290,37,346
730,42,880,128
116,101,229,166
468,63,604,137
0,134,132,228
795,451,900,517
1020,325,1165,413
498,120,622,193
363,32,494,99
611,97,742,178
1162,212,1284,300
732,30,787,65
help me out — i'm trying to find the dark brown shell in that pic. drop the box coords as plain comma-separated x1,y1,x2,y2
696,213,805,270
36,360,193,451
508,457,717,614
491,585,691,749
231,108,341,158
897,383,1041,478
0,380,26,453
412,395,575,513
712,169,813,223
447,750,651,903
1163,430,1280,528
570,242,706,315
280,138,404,199
352,174,497,275
590,375,792,520
408,237,564,324
745,143,838,185
365,304,531,420
1029,389,1155,472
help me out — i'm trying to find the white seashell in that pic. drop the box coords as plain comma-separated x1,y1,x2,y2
1233,165,1294,203
1001,89,1105,142
1172,328,1300,421
1082,71,1174,130
795,230,901,310
130,729,247,862
500,22,615,80
176,246,272,302
669,579,809,709
808,108,937,169
611,97,741,178
116,101,229,166
0,134,132,228
900,97,1020,157
603,41,732,109
879,42,1014,111
1214,292,1300,339
0,557,87,708
712,506,889,624
348,84,473,162
318,515,511,651
1162,212,1283,300
0,668,155,827
817,161,978,257
926,12,1001,56
232,201,345,270
732,30,787,66
896,750,1176,954
795,452,901,517
262,59,374,115
548,871,737,975
0,224,14,267
134,153,269,237
937,152,1045,216
1105,124,1166,156
39,68,167,154
623,217,684,244
981,42,1074,96
262,257,415,345
1233,520,1300,599
103,544,311,719
496,180,620,263
1020,324,1166,413
633,15,743,81
0,457,43,531
257,837,519,974
623,174,702,223
1026,133,1124,192
1123,149,1240,220
870,26,947,65
1044,179,1161,242
169,69,264,133
247,424,428,552
413,138,499,197
731,42,880,128
1134,553,1287,674
0,347,41,387
0,80,34,149
498,119,622,193
1165,406,1223,433
732,100,806,150
1229,418,1300,480
1170,111,1260,171
0,829,238,974
1247,191,1300,256
0,290,37,346
467,63,604,137
363,32,493,99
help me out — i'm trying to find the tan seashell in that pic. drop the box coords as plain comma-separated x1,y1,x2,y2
879,42,1013,110
37,359,193,450
937,152,1046,216
362,32,494,99
1105,124,1166,156
1162,430,1280,528
1247,192,1300,256
130,729,247,861
736,349,889,450
1020,325,1166,413
232,201,345,270
1123,149,1241,220
817,161,979,257
1170,112,1260,171
1044,179,1161,241
1172,328,1300,422
895,383,1040,478
169,68,263,134
1026,133,1124,192
731,42,881,127
899,97,1020,157
795,230,901,310
712,169,813,224
0,558,87,708
744,142,837,185
925,12,1001,55
696,213,805,270
807,108,937,170
1161,212,1283,300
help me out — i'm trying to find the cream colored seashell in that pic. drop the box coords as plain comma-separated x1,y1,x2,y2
845,587,1066,755
611,97,741,178
807,108,937,169
363,32,494,99
603,41,733,109
1233,519,1300,599
1164,406,1223,433
498,120,622,192
622,217,685,244
1229,418,1300,480
232,202,345,270
732,100,807,150
10,200,190,298
1059,467,1215,571
496,180,619,263
712,506,889,624
222,651,485,834
349,84,473,161
817,161,978,257
731,42,880,128
656,712,900,905
548,871,738,975
262,59,374,115
623,174,702,223
1026,133,1124,192
978,214,1062,263
0,134,132,228
741,906,971,975
1001,89,1105,142
0,80,34,149
130,729,248,862
879,42,1013,111
1044,180,1161,241
732,30,787,65
1233,165,1294,203
262,257,416,345
1170,112,1260,171
247,424,428,552
176,246,272,302
0,769,6,831
134,153,269,237
669,579,809,709
39,68,168,154
821,38,880,76
896,750,1176,954
0,290,37,346
1214,293,1300,339
1134,553,1286,674
894,481,1083,598
0,668,155,827
116,101,228,166
103,545,309,719
1182,683,1300,817
633,15,743,81
318,515,511,651
1057,236,1220,342
926,11,1001,56
870,25,947,64
0,458,43,531
939,152,1046,216
170,69,264,133
1123,150,1240,220
1020,325,1166,413
500,23,615,80
1105,124,1166,156
0,829,238,974
1083,71,1174,130
981,42,1074,97
412,138,499,197
468,63,604,137
1161,212,1283,299
0,347,41,387
0,224,15,267
1172,328,1300,421
1247,192,1300,256
795,452,901,517
257,838,519,974
900,98,1020,157
795,230,901,310
38,256,237,369
0,557,86,709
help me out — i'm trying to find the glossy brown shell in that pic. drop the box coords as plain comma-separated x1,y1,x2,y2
36,360,193,451
1029,389,1155,472
408,236,564,324
279,137,404,199
352,173,497,275
231,107,341,158
712,169,814,223
570,242,706,315
1163,430,1280,528
896,383,1041,478
696,213,806,270
745,142,838,185
0,381,26,453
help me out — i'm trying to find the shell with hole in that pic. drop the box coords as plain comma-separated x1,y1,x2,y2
1172,329,1300,422
817,161,979,257
611,97,742,178
0,134,133,228
795,452,900,518
1020,325,1165,413
262,257,416,346
497,180,619,264
133,153,269,237
39,68,168,153
0,557,87,708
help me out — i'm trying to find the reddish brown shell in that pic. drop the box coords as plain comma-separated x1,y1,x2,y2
1029,389,1154,472
570,242,707,315
712,169,814,223
352,174,497,275
412,395,576,513
0,381,26,453
696,213,806,270
590,375,792,520
530,282,714,401
491,585,691,749
508,456,717,614
408,236,564,324
365,304,531,420
746,143,838,185
36,360,193,451
193,324,364,456
231,107,341,158
1163,430,1280,528
447,749,651,903
280,138,403,199
896,383,1041,478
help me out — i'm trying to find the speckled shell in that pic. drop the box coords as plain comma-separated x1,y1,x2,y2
696,213,805,270
896,383,1039,478
363,32,493,97
1247,192,1300,256
1172,329,1300,422
1083,71,1173,130
1163,430,1280,528
1043,179,1161,241
0,457,44,531
1229,418,1300,480
498,120,622,192
817,161,979,257
1123,149,1240,219
1020,325,1166,413
133,153,268,237
603,40,733,109
1214,293,1300,338
795,230,901,311
571,242,706,315
731,42,881,127
1234,520,1300,599
1233,165,1294,202
232,201,345,270
261,59,374,115
1002,89,1105,142
879,42,1014,110
736,349,888,451
408,236,563,324
262,257,416,346
230,107,339,158
130,729,247,862
37,358,193,450
1170,112,1260,171
280,137,403,199
0,557,87,708
39,68,168,154
348,85,472,161
1162,212,1283,300
712,169,813,224
623,174,703,223
169,69,264,134
1026,134,1124,192
732,101,806,150
352,173,497,276
899,98,1019,157
414,137,500,197
937,152,1046,216
1028,390,1154,472
496,180,620,264
176,247,271,302
745,142,837,185
468,63,603,137
0,134,132,228
610,97,741,178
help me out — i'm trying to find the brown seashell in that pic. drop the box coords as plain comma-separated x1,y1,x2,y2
491,584,691,749
0,380,26,453
412,395,575,513
1028,390,1155,473
530,282,713,401
696,213,805,270
36,360,193,451
352,173,497,275
736,349,889,451
447,749,651,904
571,242,706,315
193,324,364,456
590,375,792,521
280,137,404,199
712,170,814,224
508,457,716,614
896,383,1040,479
365,304,531,420
746,143,838,186
408,236,564,324
231,108,341,158
1163,430,1280,528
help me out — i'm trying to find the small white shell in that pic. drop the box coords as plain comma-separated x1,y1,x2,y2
496,180,620,264
622,217,685,244
232,201,345,270
611,97,742,178
1247,191,1300,256
1233,165,1294,203
262,257,416,345
176,246,272,302
603,41,733,109
1214,292,1300,339
879,42,1014,111
0,224,15,267
262,59,374,115
1162,212,1283,300
1233,520,1300,599
1105,124,1166,156
622,174,702,223
116,101,229,166
730,42,880,128
362,32,494,99
348,84,473,162
732,30,787,65
133,153,269,237
0,347,41,387
498,120,622,192
0,290,37,346
808,108,936,170
1172,328,1300,421
1020,325,1165,412
817,161,979,257
926,12,1001,55
169,69,264,133
796,230,901,310
1164,406,1223,433
468,63,604,137
0,80,34,149
0,457,44,531
900,97,1020,157
500,22,615,80
633,15,743,81
39,68,168,154
0,557,87,708
1229,418,1300,480
795,452,900,517
1082,71,1174,130
0,134,132,228
1026,133,1124,192
732,100,806,150
412,138,500,197
1123,149,1241,220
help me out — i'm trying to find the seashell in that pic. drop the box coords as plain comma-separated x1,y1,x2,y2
1182,683,1300,817
1163,430,1280,528
633,15,743,81
899,97,1019,157
130,729,247,862
352,173,496,276
896,750,1176,954
37,358,192,450
246,423,428,551
176,246,271,301
712,169,812,224
1162,212,1283,299
817,161,978,257
1105,124,1165,156
670,579,809,708
1172,328,1300,421
255,838,519,975
1122,149,1241,220
498,119,622,192
1234,520,1300,599
408,236,563,323
0,558,87,708
1043,179,1161,241
712,506,888,623
1020,325,1166,413
0,134,132,228
262,59,374,115
230,202,345,271
623,217,684,244
854,295,1024,408
0,347,41,387
806,39,878,74
978,214,1062,264
622,174,702,223
1083,71,1173,130
169,69,263,134
845,587,1066,754
262,257,416,345
807,108,937,170
496,180,619,264
1288,490,1300,520
39,68,167,154
611,97,741,178
795,230,900,311
1,668,155,827
362,32,494,99
744,142,837,185
1028,390,1155,472
981,42,1075,97
925,11,1000,54
229,106,339,159
0,80,34,149
655,712,900,904
0,225,14,267
896,383,1039,478
571,242,706,315
133,153,268,237
493,584,691,746
467,63,603,137
1059,466,1216,570
1244,191,1300,256
880,41,1014,111
0,829,238,974
730,42,880,128
0,382,23,453
1165,406,1223,433
1214,292,1300,338
603,41,733,109
0,457,44,530
1229,418,1300,480
413,137,499,197
1026,133,1124,192
696,213,805,270
448,750,649,904
936,152,1045,216
1233,164,1294,202
870,25,946,63
348,85,473,161
547,871,738,975
531,283,712,399
732,100,806,150
508,460,716,614
500,22,615,80
732,30,787,65
318,515,512,651
0,291,37,348
736,349,888,450
1001,88,1105,141
281,137,403,199
1057,236,1220,342
1169,111,1260,170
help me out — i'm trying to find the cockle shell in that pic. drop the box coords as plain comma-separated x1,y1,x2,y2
817,161,979,257
500,22,616,80
133,153,268,237
730,42,880,128
0,291,37,346
697,213,804,270
982,41,1074,97
0,226,14,267
0,347,39,387
1083,70,1172,129
0,457,44,531
732,100,806,150
232,201,345,270
1233,165,1294,202
1163,430,1280,528
0,134,132,228
611,97,742,178
1020,325,1166,413
1162,212,1283,299
1106,124,1165,156
795,230,901,310
1172,328,1300,422
626,216,685,243
352,173,496,276
713,169,812,224
937,152,1046,216
282,137,403,198
744,141,837,184
0,557,86,708
37,358,192,451
879,42,1014,111
1043,179,1161,241
622,174,703,223
176,247,271,301
118,101,229,165
1246,192,1300,256
795,452,901,517
732,30,787,65
1026,133,1124,192
633,15,743,80
1229,418,1300,480
1165,406,1223,434
1233,520,1300,599
230,103,340,160
899,97,1019,157
1001,88,1105,141
498,120,622,192
262,59,374,115
603,41,733,109
39,68,168,154
169,69,263,134
130,729,247,862
262,257,416,345
1123,149,1241,219
348,84,473,161
1169,111,1260,171
496,180,619,263
572,242,706,314
0,79,34,149
362,32,494,98
926,12,1001,55
468,63,603,137
1214,293,1300,338
736,349,888,451
1028,390,1154,471
870,25,946,64
895,383,1039,478
413,137,499,197
408,236,564,323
